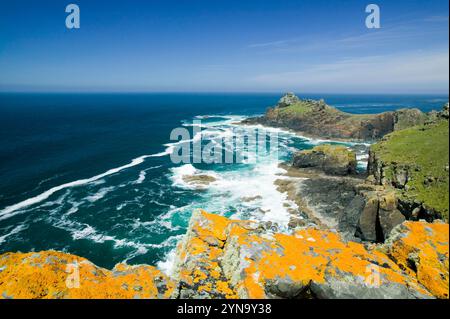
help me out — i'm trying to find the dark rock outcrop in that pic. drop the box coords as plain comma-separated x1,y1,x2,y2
355,187,406,242
292,144,357,175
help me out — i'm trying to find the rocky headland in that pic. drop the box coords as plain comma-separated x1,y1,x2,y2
242,93,433,141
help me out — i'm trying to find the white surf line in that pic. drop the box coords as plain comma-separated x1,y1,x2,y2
0,151,170,220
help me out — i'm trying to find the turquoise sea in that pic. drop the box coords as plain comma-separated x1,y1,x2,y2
0,93,447,273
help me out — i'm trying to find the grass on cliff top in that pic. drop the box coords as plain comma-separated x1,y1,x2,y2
277,100,363,119
303,144,357,163
371,120,449,219
278,101,315,116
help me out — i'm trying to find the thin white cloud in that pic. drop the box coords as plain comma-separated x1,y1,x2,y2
249,50,449,93
247,15,449,53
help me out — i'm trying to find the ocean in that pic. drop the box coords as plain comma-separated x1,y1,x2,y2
0,93,447,273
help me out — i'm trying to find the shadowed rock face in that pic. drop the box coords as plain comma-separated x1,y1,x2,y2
0,211,448,299
242,93,430,141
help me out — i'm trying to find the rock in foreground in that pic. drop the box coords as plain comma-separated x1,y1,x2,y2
0,211,448,299
0,251,174,299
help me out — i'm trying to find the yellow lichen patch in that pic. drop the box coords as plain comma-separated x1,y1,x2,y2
0,251,174,299
192,210,234,243
173,210,239,299
235,227,432,298
386,221,449,299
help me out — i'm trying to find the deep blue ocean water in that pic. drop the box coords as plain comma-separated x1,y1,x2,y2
0,93,447,272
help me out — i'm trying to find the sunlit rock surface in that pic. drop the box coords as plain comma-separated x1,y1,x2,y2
384,221,449,299
0,211,448,299
0,251,174,299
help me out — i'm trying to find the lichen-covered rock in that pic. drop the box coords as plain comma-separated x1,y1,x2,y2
174,211,441,299
384,221,449,299
222,224,432,299
1,211,447,299
292,144,357,175
171,210,246,299
0,251,174,299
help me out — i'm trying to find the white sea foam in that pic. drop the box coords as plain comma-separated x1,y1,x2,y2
170,164,220,190
208,162,294,227
85,186,116,203
134,171,147,184
157,247,178,276
0,224,28,245
0,151,171,220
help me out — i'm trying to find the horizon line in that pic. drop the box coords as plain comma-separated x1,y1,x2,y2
0,90,449,96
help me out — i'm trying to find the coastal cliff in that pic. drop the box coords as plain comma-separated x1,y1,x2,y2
242,93,431,141
367,110,449,221
0,210,448,299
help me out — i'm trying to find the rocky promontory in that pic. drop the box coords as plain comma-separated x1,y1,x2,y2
242,93,431,141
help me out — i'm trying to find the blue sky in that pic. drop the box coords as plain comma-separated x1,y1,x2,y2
0,0,448,93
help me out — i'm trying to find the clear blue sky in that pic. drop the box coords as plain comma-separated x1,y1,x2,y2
0,0,448,93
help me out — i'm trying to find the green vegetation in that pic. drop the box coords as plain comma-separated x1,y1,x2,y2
306,144,356,162
371,120,449,219
278,101,315,116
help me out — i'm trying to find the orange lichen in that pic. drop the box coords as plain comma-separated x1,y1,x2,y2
0,251,174,299
386,221,449,298
231,226,433,298
174,210,239,299
1,211,447,299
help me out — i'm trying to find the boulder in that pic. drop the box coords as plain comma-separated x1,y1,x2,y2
356,189,406,242
182,174,217,189
292,144,357,175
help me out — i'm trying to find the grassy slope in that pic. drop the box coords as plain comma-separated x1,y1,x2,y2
277,101,315,116
371,120,449,219
276,101,375,120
